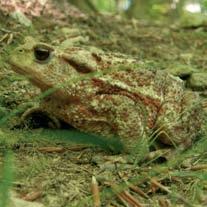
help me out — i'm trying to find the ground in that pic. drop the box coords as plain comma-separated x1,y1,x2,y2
0,3,207,207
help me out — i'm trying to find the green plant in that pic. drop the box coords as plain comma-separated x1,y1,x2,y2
0,151,14,207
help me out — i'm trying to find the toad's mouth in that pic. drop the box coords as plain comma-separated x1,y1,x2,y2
9,61,52,91
9,62,81,104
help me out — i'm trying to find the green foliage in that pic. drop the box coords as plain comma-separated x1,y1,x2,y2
27,129,124,153
91,0,117,12
202,0,207,9
0,151,14,207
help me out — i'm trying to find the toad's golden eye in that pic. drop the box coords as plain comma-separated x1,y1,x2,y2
34,47,51,63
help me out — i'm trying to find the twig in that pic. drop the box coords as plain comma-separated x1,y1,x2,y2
112,184,143,207
91,176,101,207
116,193,130,207
0,28,12,33
7,33,13,44
21,191,42,201
151,178,194,207
0,34,8,43
38,146,65,153
158,197,171,207
67,145,89,151
119,191,144,207
190,164,207,171
129,185,149,199
151,178,170,193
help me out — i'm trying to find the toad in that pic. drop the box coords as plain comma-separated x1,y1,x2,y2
8,37,204,150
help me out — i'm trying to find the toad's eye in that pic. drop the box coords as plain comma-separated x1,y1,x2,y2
34,46,52,63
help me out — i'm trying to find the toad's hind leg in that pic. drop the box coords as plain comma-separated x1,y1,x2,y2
90,95,149,151
156,91,203,148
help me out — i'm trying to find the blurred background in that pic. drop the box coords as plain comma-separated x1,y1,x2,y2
69,0,207,25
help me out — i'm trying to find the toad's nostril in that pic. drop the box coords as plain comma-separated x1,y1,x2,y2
19,49,23,53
